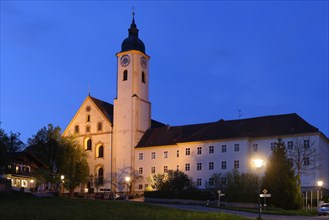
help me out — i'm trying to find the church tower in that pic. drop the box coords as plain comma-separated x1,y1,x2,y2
113,13,151,183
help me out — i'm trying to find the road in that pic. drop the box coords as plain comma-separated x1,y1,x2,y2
156,203,329,220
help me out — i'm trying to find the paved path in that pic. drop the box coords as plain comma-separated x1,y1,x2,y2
155,203,329,220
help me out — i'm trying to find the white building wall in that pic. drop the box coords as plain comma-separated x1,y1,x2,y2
134,145,179,192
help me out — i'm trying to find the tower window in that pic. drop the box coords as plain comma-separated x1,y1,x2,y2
98,145,104,158
123,70,128,81
142,71,145,83
86,126,90,133
86,114,90,122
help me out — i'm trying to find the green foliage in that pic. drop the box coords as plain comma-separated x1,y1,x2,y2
0,128,25,173
224,169,258,203
26,124,89,196
205,170,258,203
263,138,302,210
60,136,89,197
27,124,63,182
151,170,196,191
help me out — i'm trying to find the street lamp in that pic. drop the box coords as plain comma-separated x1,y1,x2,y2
60,175,65,194
253,159,265,220
317,180,324,207
125,176,131,200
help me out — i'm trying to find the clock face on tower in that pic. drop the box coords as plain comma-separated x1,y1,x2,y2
120,55,130,67
140,56,147,69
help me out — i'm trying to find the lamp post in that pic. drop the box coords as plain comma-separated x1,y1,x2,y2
60,175,65,195
253,159,264,220
317,180,323,207
125,176,131,200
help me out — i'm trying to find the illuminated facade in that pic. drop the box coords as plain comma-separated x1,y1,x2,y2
63,16,329,194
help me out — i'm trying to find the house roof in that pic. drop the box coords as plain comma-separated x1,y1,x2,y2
7,151,48,169
90,96,114,123
136,113,320,148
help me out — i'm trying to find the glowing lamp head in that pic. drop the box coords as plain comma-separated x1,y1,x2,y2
125,176,131,182
60,175,65,180
253,159,264,168
317,180,323,187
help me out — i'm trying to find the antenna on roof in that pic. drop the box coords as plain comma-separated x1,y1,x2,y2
88,85,91,96
237,109,243,119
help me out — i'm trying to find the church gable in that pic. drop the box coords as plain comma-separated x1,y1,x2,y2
63,95,113,137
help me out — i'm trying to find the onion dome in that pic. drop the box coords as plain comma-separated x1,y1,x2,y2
121,13,145,53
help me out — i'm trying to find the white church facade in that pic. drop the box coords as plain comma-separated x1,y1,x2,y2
63,15,329,195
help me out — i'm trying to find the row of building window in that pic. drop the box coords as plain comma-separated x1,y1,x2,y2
138,160,240,175
74,122,103,134
123,70,146,83
138,145,242,160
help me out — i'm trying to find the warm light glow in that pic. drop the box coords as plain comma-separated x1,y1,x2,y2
84,188,89,193
125,176,131,182
253,159,264,168
61,175,65,180
317,180,323,187
30,179,34,183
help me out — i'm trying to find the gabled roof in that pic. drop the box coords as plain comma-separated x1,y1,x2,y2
89,96,114,123
63,95,165,136
7,151,48,169
136,113,320,148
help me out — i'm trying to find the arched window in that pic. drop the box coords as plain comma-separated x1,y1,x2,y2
86,114,90,122
123,70,128,81
142,71,145,83
98,146,104,158
97,167,104,185
74,125,79,133
86,139,92,150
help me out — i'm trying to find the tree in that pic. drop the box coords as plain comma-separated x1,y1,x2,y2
224,169,258,203
60,135,89,197
27,124,62,183
286,137,320,191
205,173,224,191
150,170,195,191
263,138,302,209
0,128,25,173
27,124,89,197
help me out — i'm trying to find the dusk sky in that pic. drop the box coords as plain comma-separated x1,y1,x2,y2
1,1,328,143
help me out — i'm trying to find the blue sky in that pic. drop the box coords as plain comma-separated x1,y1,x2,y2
1,1,328,143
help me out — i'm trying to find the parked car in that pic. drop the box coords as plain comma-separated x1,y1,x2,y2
318,203,329,216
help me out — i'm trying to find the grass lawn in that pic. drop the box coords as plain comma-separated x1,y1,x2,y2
0,192,248,220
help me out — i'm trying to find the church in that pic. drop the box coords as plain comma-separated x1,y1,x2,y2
63,15,329,195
